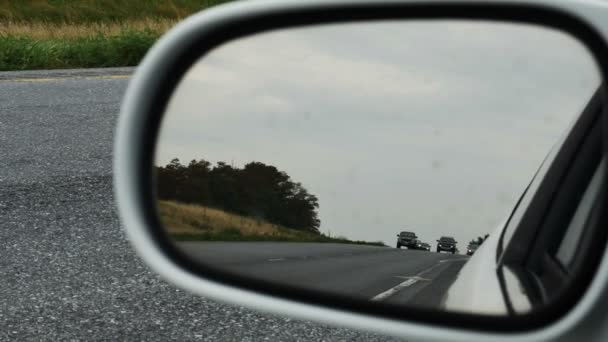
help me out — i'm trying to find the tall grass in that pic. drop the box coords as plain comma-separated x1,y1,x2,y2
0,0,232,24
0,29,158,71
0,0,234,71
159,200,387,246
0,18,175,39
159,200,293,236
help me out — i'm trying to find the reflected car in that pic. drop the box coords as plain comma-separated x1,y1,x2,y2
467,244,480,256
396,231,418,249
416,242,431,251
436,236,457,254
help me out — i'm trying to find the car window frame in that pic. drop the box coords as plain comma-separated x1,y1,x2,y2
555,159,606,267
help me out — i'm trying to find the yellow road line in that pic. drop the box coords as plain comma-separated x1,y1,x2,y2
1,74,131,83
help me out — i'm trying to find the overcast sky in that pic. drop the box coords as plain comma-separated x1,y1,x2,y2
156,20,600,248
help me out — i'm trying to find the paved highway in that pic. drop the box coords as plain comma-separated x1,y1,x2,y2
0,68,403,341
179,242,467,307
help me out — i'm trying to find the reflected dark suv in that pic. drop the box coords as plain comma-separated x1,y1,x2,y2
436,236,457,254
396,231,418,249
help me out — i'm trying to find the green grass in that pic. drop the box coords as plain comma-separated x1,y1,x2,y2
160,200,387,246
0,0,235,71
0,29,158,71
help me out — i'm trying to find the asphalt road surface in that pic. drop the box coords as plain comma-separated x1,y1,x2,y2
0,68,410,341
179,242,467,307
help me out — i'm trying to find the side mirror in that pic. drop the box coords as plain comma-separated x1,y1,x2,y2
114,0,608,340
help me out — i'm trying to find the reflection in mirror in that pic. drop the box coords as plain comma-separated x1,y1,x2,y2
154,20,601,315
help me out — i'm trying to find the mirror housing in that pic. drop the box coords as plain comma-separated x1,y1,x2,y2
114,0,608,340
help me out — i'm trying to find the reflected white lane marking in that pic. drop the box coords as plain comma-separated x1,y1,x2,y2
394,276,431,281
371,262,443,301
267,258,285,262
439,258,469,263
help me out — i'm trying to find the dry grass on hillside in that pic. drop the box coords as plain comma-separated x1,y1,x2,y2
158,200,387,245
158,200,296,237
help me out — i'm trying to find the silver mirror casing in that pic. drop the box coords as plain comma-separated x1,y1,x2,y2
115,0,608,340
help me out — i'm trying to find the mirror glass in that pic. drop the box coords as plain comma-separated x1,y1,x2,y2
154,20,601,315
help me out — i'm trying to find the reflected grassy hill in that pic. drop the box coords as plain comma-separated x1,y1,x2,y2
159,200,386,246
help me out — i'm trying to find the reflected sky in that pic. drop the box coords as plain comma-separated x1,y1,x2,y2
156,20,600,247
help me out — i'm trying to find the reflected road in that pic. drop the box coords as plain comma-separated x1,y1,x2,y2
178,242,468,307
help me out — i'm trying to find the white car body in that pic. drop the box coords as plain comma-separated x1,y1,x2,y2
442,222,507,315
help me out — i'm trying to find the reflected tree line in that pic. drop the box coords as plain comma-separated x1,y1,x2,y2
156,158,321,233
